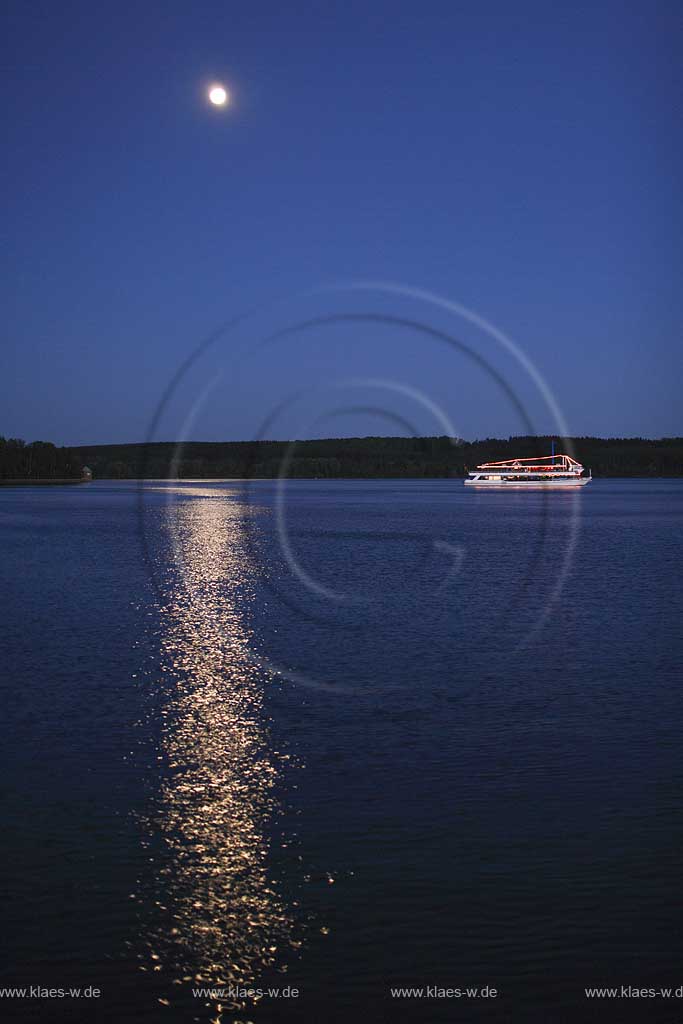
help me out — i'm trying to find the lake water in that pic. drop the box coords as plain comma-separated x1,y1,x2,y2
2,479,682,1023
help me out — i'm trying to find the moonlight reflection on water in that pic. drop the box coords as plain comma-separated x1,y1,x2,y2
144,491,297,1014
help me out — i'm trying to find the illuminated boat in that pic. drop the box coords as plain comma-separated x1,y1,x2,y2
464,452,591,488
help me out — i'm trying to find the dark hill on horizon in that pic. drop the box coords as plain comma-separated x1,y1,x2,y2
2,435,682,481
70,436,683,479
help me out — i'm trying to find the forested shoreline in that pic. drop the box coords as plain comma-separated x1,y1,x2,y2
0,438,84,480
2,435,682,481
73,436,683,479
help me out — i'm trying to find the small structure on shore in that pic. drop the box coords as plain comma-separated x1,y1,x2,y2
82,466,92,481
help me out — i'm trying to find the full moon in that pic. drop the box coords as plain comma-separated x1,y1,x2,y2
208,85,229,107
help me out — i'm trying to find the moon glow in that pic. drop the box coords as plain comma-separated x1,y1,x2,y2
208,85,229,107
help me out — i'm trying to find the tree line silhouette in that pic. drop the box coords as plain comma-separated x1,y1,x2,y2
71,435,683,479
2,434,682,482
0,437,84,481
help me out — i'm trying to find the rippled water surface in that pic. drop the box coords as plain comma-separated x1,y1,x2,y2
2,479,682,1023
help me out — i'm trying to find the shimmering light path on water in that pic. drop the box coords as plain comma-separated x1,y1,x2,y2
142,493,298,1013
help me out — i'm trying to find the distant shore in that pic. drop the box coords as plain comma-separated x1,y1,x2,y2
0,478,88,486
72,435,683,480
3,435,682,482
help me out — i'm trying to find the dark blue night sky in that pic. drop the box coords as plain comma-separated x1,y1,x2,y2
2,0,681,444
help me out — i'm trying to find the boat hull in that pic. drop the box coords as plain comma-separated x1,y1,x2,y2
464,476,590,489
